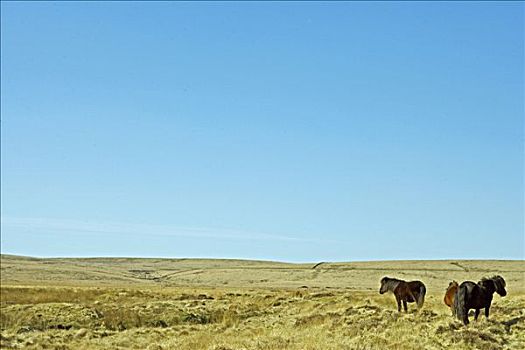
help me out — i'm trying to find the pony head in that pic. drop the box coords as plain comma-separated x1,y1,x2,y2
492,275,507,297
446,281,458,290
379,277,390,294
480,275,507,297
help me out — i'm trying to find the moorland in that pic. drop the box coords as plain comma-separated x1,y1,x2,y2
1,254,524,349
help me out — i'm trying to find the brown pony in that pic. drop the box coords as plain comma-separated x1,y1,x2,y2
444,281,459,315
379,277,426,312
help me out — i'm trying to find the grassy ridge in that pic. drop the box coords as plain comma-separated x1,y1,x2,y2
1,255,524,349
1,255,523,291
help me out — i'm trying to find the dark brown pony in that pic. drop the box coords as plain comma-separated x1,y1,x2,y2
444,281,459,315
453,275,507,325
379,277,426,312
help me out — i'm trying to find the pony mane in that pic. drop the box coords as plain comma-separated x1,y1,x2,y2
382,276,402,283
480,275,506,293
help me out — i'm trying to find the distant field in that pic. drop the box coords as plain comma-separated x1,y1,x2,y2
1,255,524,349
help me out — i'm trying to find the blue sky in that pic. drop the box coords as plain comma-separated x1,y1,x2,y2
1,2,523,262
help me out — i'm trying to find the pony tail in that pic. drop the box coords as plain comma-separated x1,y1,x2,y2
454,286,467,323
417,284,426,308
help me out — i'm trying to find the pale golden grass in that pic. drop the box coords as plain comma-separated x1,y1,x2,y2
1,255,524,349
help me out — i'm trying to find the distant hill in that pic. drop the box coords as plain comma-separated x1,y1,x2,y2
1,254,524,292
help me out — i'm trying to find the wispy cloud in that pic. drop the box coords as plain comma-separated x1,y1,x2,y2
1,217,340,244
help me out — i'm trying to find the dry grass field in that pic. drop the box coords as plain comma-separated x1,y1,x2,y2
1,254,524,349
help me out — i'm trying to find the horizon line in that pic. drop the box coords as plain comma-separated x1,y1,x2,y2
1,252,523,264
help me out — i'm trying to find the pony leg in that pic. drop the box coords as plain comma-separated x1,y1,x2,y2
462,308,470,325
474,309,480,321
485,307,490,319
396,296,402,312
403,300,408,312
